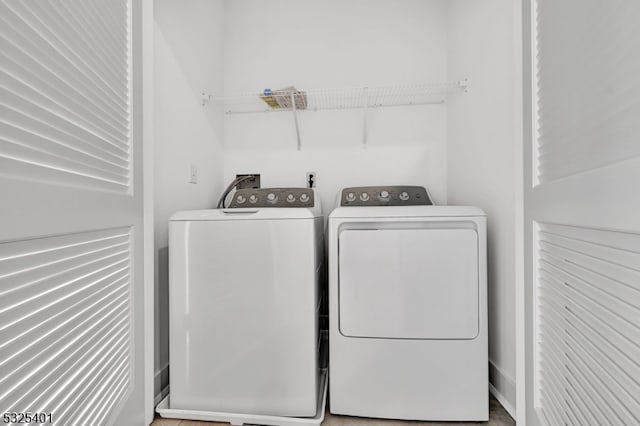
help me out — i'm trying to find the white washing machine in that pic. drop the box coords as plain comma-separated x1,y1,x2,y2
328,186,488,421
169,188,323,417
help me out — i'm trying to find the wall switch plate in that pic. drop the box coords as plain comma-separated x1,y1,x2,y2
306,172,316,188
188,163,197,184
235,174,260,190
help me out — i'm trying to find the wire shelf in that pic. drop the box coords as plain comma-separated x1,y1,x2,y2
220,81,467,114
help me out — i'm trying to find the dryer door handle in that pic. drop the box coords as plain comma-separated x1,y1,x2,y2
221,209,259,214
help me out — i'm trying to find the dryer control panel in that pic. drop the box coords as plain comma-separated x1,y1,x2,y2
229,188,315,208
340,186,432,206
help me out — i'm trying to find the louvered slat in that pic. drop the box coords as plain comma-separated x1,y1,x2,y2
2,305,129,411
25,1,128,102
537,294,572,424
545,280,637,424
0,11,127,123
0,228,132,422
540,272,637,420
536,222,640,425
539,291,616,425
0,130,130,185
0,5,128,124
535,1,640,183
0,33,128,142
42,333,129,419
31,323,129,413
54,1,129,86
0,101,129,168
0,279,129,382
542,267,640,393
0,75,130,154
0,0,131,193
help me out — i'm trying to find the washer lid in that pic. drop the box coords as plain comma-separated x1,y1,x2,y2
170,207,321,221
329,205,485,219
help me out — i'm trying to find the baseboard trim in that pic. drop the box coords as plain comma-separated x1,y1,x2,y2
154,384,170,407
154,363,170,408
488,359,516,419
489,382,515,420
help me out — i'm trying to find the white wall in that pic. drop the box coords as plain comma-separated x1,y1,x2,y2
153,0,521,416
153,0,225,400
446,0,520,416
223,0,449,211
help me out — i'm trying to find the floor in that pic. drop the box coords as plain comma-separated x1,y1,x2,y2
152,397,515,426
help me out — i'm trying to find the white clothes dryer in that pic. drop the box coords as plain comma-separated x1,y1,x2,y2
169,188,323,417
328,186,488,421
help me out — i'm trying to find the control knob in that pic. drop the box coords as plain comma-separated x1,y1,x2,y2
359,192,370,202
300,193,310,203
236,195,246,204
266,192,277,203
286,194,296,203
345,192,356,202
399,191,410,201
249,194,258,204
378,190,390,201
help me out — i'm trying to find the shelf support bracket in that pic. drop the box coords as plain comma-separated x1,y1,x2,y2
201,91,213,107
290,92,302,150
362,87,369,147
458,78,469,93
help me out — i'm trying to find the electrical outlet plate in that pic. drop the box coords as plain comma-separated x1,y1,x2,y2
306,171,316,188
188,163,197,184
235,174,260,190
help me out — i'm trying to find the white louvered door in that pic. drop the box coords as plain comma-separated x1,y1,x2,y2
523,1,640,425
0,0,148,424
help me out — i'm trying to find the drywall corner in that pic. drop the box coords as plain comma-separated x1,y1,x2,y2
445,0,521,415
153,0,226,402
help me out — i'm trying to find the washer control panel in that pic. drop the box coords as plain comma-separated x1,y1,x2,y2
340,186,431,206
229,188,314,208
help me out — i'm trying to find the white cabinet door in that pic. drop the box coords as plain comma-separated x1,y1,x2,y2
339,228,479,339
522,1,640,424
0,0,151,424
